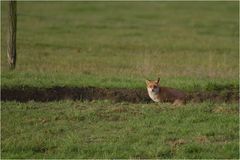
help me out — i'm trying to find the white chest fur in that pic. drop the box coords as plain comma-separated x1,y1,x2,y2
147,88,160,102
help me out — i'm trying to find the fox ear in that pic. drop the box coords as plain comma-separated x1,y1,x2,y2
156,77,160,84
145,79,150,85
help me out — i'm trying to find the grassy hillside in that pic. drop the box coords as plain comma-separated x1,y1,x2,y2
1,100,239,159
1,2,239,89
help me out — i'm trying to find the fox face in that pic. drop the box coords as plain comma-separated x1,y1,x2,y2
146,78,160,92
145,78,160,102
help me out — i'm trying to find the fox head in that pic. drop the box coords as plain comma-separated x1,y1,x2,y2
145,78,160,94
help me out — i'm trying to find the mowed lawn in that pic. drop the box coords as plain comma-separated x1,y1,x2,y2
1,101,239,159
1,1,239,89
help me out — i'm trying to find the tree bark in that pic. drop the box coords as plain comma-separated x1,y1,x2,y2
7,0,17,69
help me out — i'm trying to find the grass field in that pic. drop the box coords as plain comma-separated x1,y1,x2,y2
1,100,239,159
1,1,239,159
1,1,239,90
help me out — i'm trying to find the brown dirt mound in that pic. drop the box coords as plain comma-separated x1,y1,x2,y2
1,86,239,103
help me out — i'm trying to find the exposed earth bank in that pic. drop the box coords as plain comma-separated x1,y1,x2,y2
1,86,239,103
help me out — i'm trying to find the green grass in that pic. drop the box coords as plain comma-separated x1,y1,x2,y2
1,71,238,92
1,100,239,159
1,2,239,90
1,2,239,159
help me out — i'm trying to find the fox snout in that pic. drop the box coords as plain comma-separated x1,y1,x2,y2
150,86,158,92
149,86,159,93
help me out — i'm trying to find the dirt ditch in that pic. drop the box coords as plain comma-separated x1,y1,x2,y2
1,86,239,103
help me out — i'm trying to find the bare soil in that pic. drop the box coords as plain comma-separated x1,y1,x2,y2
1,86,239,103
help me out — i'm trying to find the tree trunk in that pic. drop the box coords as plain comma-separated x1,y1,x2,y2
7,0,17,69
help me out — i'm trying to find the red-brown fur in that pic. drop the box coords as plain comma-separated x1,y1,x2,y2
146,78,187,105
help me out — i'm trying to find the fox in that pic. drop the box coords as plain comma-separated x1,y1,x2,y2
145,78,187,105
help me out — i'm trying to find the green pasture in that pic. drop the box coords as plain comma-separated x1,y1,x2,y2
1,2,239,159
1,1,239,90
1,100,239,159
